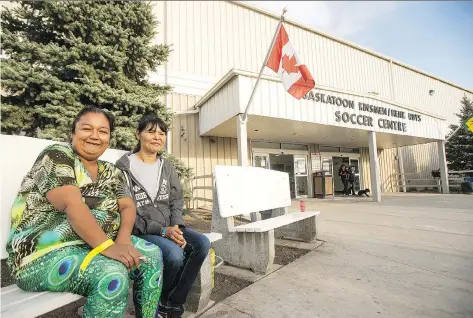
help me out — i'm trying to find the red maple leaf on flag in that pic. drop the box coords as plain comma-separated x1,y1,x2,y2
281,54,299,74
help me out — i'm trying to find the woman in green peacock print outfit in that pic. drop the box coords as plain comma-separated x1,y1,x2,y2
7,107,163,318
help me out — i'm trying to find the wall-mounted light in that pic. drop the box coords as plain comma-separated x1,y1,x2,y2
429,90,435,96
209,137,216,143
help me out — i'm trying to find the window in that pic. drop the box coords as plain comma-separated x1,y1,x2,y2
281,143,308,151
319,145,339,152
251,141,280,149
340,147,360,154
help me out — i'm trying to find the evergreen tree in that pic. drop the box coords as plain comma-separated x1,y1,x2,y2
1,1,171,150
1,1,194,194
445,96,473,171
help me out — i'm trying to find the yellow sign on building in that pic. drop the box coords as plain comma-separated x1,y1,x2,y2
465,115,473,133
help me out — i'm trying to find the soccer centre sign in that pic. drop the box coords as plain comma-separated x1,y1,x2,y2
303,90,422,133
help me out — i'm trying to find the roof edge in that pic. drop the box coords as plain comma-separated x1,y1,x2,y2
229,1,472,94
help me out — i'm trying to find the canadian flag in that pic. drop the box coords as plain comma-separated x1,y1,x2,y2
266,25,315,100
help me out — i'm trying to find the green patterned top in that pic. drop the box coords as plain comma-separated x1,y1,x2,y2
7,144,131,274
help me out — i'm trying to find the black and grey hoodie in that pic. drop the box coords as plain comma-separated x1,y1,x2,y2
116,152,185,236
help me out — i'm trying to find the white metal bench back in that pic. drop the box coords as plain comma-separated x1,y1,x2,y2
214,165,291,217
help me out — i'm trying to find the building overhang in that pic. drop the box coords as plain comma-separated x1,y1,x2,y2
196,69,447,149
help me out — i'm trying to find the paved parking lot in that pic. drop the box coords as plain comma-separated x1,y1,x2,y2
203,194,473,318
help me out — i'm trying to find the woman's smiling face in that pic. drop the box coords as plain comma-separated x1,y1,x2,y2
136,123,167,154
71,112,111,161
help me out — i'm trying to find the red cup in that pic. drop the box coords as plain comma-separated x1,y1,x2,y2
300,200,306,212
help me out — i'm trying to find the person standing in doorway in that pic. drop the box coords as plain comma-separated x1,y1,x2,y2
347,166,356,195
116,113,210,318
339,164,349,195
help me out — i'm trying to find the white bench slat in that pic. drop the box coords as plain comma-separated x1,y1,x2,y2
1,284,82,318
203,232,222,243
230,211,320,233
214,166,291,218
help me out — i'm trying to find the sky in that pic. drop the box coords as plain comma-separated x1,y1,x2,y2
244,1,473,91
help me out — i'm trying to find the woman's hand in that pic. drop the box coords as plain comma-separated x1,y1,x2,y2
166,225,187,248
101,243,144,270
115,234,133,246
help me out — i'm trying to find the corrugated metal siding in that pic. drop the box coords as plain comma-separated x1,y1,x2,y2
199,77,240,135
399,142,439,178
169,93,238,209
392,65,473,126
161,1,392,99
156,1,471,108
360,148,371,191
360,146,399,193
376,142,441,193
379,147,399,192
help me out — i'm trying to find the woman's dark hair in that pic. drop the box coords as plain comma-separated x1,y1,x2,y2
133,113,168,153
71,107,115,135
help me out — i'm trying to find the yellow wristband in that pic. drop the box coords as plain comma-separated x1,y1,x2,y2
79,239,114,275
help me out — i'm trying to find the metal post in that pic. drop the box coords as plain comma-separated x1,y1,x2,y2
397,147,406,193
445,113,472,143
445,125,462,143
241,8,287,122
437,141,450,194
368,131,382,202
236,115,249,166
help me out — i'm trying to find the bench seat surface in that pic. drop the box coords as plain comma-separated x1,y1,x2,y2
203,232,222,243
1,284,83,318
1,232,222,318
230,211,320,232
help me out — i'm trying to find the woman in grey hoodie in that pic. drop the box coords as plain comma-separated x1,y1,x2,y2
116,113,210,318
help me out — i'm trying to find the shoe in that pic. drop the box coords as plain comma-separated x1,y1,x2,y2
158,304,184,318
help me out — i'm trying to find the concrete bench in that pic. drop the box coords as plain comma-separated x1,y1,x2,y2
211,165,320,275
0,135,220,317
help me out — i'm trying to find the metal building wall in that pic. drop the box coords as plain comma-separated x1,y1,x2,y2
399,143,440,178
157,1,472,196
379,148,400,193
158,1,393,100
168,93,239,209
153,1,472,115
199,76,241,135
359,148,371,191
359,147,400,194
392,65,473,126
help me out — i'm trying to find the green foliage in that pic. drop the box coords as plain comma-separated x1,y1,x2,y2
1,0,195,210
445,96,473,171
1,1,172,150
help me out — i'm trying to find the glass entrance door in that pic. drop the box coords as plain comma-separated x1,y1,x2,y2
294,156,308,198
252,153,270,169
349,158,361,193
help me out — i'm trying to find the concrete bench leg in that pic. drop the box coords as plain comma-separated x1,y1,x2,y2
211,189,275,275
274,215,317,242
186,251,214,313
271,207,318,243
213,231,275,275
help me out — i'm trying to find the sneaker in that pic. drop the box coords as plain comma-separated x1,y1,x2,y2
158,304,184,318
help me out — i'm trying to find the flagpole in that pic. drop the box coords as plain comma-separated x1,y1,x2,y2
445,113,473,143
241,7,287,122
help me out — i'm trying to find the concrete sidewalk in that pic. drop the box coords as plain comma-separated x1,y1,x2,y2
202,194,473,318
